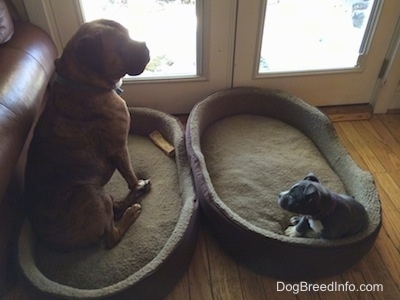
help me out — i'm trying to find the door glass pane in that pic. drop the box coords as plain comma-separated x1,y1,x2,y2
259,0,379,73
80,0,198,78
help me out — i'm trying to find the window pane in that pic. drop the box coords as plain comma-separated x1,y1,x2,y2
259,0,377,73
80,0,198,78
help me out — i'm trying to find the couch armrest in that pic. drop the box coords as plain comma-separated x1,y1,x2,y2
0,20,57,202
0,21,57,295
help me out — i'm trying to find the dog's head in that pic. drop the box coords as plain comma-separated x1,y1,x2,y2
55,19,150,89
278,173,328,216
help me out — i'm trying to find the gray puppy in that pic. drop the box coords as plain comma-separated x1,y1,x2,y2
278,173,368,239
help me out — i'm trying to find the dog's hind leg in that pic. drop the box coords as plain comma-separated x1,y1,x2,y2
105,202,142,249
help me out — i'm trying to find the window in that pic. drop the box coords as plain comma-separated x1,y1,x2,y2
259,0,377,73
80,0,199,78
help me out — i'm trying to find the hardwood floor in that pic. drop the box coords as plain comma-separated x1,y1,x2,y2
5,114,400,299
165,114,400,300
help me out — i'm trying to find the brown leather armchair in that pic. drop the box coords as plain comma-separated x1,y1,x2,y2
0,1,57,295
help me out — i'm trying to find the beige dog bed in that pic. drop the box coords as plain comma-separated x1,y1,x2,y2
186,87,381,280
18,107,198,299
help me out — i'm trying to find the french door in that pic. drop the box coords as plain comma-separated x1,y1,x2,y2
234,0,400,108
24,0,400,113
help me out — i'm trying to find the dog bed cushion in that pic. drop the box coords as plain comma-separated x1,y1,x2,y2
18,107,198,299
186,87,381,280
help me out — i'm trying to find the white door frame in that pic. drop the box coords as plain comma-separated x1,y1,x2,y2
371,15,400,113
24,0,400,113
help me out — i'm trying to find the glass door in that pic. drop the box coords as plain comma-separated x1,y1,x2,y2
27,0,237,114
233,0,400,106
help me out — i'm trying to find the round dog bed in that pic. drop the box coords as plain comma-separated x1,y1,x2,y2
186,87,381,280
18,107,198,299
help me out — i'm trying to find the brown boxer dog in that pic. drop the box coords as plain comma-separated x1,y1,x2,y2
24,19,151,251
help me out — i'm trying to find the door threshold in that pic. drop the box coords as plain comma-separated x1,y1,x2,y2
319,104,373,122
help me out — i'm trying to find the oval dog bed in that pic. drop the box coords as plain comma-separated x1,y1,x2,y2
18,107,198,299
186,87,381,280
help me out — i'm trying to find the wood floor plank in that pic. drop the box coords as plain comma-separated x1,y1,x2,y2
164,273,190,300
369,117,400,150
334,122,386,174
237,265,267,300
375,172,400,211
187,228,214,300
351,120,400,172
378,114,400,144
373,227,400,286
333,123,370,171
205,231,244,300
340,266,371,300
353,244,399,300
261,277,298,300
311,275,354,300
374,181,400,248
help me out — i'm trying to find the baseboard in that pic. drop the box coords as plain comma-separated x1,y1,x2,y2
318,104,373,122
387,108,400,114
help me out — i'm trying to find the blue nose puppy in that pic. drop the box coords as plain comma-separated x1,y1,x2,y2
278,173,368,239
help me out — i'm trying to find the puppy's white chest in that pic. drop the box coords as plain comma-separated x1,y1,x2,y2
308,219,324,234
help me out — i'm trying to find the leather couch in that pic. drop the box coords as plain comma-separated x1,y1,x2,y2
0,1,57,295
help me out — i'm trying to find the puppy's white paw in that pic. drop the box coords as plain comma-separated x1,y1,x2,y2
308,219,324,234
289,216,302,225
285,226,302,237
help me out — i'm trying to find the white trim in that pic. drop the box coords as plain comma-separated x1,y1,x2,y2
372,16,400,113
48,0,83,48
23,0,62,54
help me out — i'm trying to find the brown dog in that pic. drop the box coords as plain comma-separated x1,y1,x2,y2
24,19,151,251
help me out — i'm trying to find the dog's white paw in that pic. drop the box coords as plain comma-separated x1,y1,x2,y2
285,226,302,237
128,203,142,216
289,216,302,225
308,219,324,234
121,204,141,225
135,179,151,195
137,179,150,189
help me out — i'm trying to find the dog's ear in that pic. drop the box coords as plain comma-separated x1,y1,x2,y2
304,183,318,198
304,173,319,182
74,33,104,74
